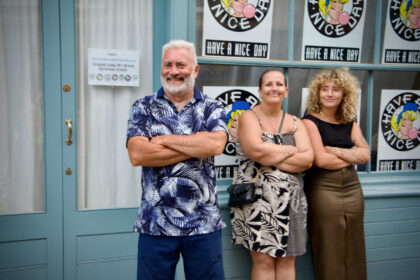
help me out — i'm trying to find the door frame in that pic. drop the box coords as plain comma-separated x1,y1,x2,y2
0,0,195,279
59,0,156,279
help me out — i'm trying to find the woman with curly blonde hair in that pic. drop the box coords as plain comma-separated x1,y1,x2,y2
302,68,370,280
306,67,359,123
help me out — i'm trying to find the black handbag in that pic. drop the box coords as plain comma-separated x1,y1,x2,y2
227,168,261,207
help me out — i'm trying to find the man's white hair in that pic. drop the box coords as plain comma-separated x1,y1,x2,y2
162,40,197,65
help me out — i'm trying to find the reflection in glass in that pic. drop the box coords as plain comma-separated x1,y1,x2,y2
76,0,153,210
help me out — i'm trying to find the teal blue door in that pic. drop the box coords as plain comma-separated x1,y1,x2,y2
1,0,154,279
60,0,155,279
58,0,207,278
1,1,194,279
0,0,64,279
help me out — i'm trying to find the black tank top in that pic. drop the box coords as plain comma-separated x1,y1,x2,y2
303,114,354,148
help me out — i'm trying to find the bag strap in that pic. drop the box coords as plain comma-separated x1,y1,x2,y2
277,110,286,134
250,108,263,129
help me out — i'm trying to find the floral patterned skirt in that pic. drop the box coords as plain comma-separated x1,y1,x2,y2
230,166,307,258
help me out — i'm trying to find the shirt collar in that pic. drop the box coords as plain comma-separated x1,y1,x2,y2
156,87,203,100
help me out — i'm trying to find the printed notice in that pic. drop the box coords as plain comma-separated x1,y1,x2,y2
88,48,140,87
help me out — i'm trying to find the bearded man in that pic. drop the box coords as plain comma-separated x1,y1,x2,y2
126,40,227,280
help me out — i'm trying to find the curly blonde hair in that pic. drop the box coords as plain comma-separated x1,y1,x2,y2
306,68,359,123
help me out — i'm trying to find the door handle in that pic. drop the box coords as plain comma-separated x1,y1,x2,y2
65,118,72,145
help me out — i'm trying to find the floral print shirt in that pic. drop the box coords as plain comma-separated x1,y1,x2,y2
126,87,227,236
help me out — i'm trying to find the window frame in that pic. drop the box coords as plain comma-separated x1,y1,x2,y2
160,0,420,202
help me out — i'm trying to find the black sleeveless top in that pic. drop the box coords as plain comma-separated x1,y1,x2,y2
303,114,354,148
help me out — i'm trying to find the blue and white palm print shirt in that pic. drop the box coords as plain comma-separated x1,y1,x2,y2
127,87,228,236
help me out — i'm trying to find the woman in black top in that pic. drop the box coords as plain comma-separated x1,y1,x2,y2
302,68,370,280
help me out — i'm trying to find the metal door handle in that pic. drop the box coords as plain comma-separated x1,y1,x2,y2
65,118,72,145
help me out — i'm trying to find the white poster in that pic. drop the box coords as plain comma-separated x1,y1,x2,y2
202,0,274,59
300,88,310,118
382,0,420,64
204,86,260,178
301,0,366,63
88,48,140,87
377,90,420,171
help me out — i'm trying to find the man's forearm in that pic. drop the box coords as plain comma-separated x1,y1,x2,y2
151,131,227,158
127,136,190,167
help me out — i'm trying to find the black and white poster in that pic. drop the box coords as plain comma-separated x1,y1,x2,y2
301,0,366,63
202,0,274,59
204,86,259,178
377,90,420,171
382,0,420,64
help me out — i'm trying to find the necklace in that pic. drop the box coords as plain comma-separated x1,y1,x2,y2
320,110,337,123
260,107,283,133
261,108,282,121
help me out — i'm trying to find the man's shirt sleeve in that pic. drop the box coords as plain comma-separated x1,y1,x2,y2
126,99,150,144
206,99,228,133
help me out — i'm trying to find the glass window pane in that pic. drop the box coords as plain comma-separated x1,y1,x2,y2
196,0,289,60
360,0,378,63
197,65,371,172
372,71,420,172
76,0,153,210
196,64,277,89
294,0,377,63
0,0,44,214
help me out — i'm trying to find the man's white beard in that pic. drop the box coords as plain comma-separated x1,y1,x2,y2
161,72,195,95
